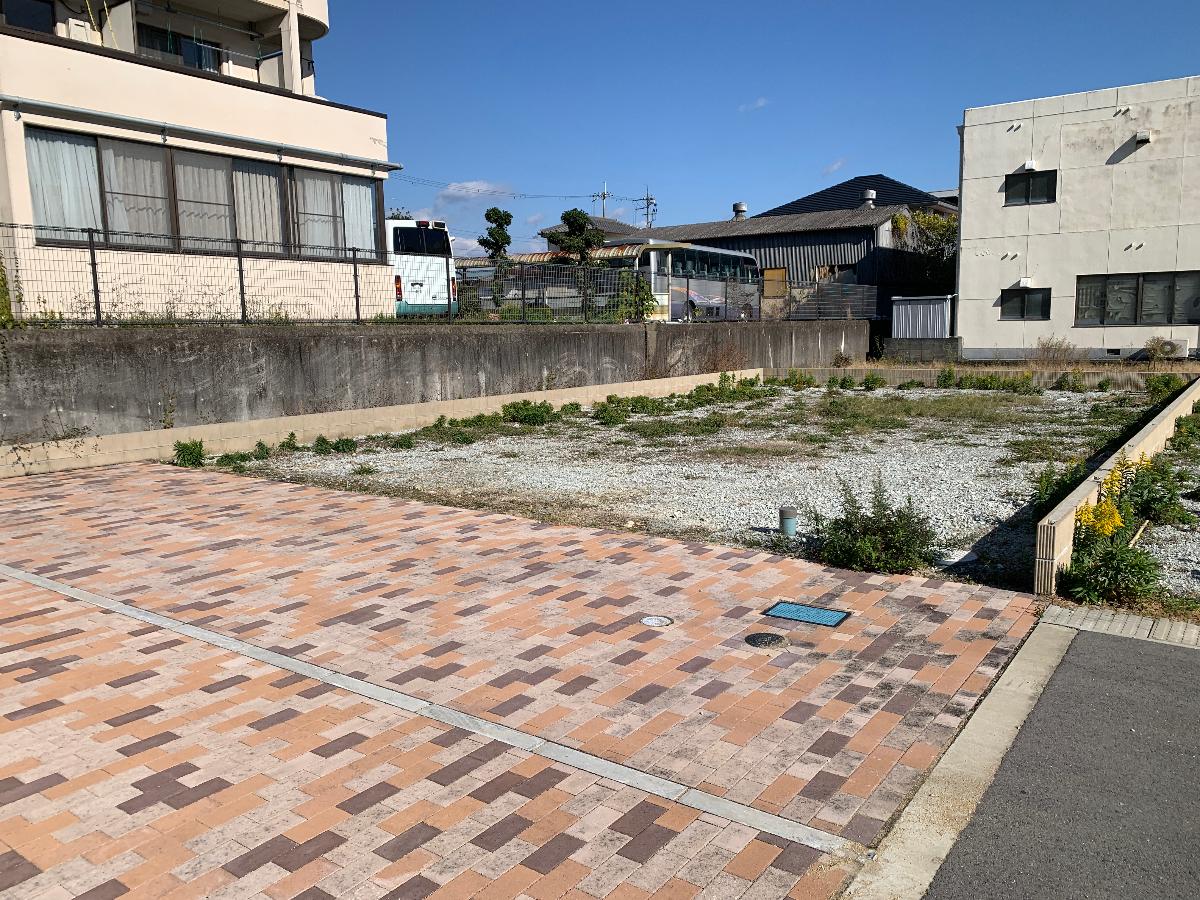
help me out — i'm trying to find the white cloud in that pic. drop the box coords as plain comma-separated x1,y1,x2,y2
449,234,482,256
608,207,628,221
525,212,545,226
822,157,846,176
738,97,769,113
436,180,507,206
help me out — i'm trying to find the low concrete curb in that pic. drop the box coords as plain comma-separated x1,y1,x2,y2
842,623,1075,900
1043,603,1200,648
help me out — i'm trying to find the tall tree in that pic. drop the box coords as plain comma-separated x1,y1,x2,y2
477,207,513,261
546,208,605,266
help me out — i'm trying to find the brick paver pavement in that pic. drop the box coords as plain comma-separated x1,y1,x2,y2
0,464,1037,896
0,577,857,899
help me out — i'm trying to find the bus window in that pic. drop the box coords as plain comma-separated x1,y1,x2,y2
421,228,451,256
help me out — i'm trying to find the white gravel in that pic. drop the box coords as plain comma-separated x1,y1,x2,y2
251,387,1112,560
1141,488,1200,597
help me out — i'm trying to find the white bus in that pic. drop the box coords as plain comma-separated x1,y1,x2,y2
388,218,457,317
454,240,761,321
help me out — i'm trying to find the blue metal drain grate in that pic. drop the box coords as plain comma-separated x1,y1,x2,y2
763,601,849,628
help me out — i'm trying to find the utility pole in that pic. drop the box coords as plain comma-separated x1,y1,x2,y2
635,187,657,228
592,181,612,218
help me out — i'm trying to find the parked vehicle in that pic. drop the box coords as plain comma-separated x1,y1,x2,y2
454,240,761,321
388,218,457,317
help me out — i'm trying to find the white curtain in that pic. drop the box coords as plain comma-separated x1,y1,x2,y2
293,169,342,256
174,151,233,251
25,128,103,239
232,160,283,252
100,139,171,247
341,176,377,255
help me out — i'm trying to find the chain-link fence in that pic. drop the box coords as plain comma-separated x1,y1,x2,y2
0,221,878,326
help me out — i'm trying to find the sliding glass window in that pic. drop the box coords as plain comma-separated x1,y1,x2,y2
1075,272,1200,326
23,127,381,260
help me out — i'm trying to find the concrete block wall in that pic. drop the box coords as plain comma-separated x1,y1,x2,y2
0,369,764,478
0,321,868,445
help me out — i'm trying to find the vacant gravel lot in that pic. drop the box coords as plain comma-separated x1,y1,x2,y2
229,381,1154,589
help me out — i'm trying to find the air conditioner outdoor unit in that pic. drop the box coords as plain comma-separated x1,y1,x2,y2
1160,338,1189,358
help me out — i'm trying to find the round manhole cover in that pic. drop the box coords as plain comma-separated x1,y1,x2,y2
640,615,674,627
745,632,788,649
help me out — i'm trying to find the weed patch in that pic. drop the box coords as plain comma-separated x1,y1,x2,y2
172,440,205,468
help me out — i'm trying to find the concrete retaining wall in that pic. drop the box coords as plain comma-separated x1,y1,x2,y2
0,321,867,444
0,369,764,478
1034,377,1200,595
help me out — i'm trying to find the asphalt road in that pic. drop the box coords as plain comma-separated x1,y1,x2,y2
925,630,1200,900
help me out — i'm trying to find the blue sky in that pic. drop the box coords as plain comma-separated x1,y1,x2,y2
318,0,1200,253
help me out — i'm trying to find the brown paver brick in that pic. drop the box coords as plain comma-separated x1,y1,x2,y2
0,466,1037,897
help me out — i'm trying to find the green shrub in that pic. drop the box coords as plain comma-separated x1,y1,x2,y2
559,402,583,417
838,375,856,390
826,376,841,391
957,371,1040,395
1145,372,1187,404
783,368,817,389
312,435,333,455
1096,377,1113,392
896,379,925,390
1059,542,1161,605
252,441,271,460
215,451,252,467
172,440,205,468
279,432,299,452
501,400,559,425
390,434,416,450
807,474,939,574
1031,459,1088,515
624,412,732,439
1125,456,1196,526
628,395,671,416
331,437,357,453
1051,371,1087,392
592,397,629,426
860,372,887,391
936,366,957,388
351,463,377,476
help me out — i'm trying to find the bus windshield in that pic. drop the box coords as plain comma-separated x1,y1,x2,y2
393,226,451,257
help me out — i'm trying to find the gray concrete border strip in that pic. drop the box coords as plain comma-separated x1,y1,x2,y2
842,623,1075,900
0,562,851,856
1043,603,1200,648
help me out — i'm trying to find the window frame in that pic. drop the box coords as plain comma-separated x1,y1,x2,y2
1003,170,1057,207
1074,271,1200,326
25,126,385,264
136,22,223,74
999,287,1051,321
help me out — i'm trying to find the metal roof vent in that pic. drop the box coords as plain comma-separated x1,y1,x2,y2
732,201,748,221
861,189,876,208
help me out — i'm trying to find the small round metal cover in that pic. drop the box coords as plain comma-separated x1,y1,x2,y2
640,615,674,627
745,632,788,649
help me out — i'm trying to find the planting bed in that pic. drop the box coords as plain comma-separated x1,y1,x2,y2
222,378,1154,589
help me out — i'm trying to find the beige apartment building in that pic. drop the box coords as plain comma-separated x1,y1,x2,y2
957,75,1200,359
0,0,396,321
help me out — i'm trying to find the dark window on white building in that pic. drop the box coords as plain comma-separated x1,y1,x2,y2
1004,171,1057,206
1000,287,1050,320
1074,272,1200,325
1,0,55,33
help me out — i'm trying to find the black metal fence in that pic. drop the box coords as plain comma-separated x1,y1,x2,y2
0,222,877,325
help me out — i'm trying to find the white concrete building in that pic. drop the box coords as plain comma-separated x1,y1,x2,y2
957,75,1200,359
0,0,397,322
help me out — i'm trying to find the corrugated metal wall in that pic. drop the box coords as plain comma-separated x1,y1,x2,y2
891,296,951,338
679,228,877,283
